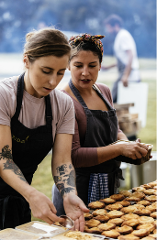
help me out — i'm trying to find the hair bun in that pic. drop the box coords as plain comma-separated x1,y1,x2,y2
26,32,35,42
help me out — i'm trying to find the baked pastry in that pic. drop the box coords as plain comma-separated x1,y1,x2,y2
121,219,139,227
117,200,131,207
84,226,103,234
126,196,140,202
102,229,120,238
116,225,133,234
132,229,149,238
154,219,157,227
93,215,109,222
88,201,105,209
138,216,154,224
141,184,152,189
132,191,145,199
132,186,146,192
132,203,145,209
92,209,107,216
97,222,116,231
150,211,157,218
145,204,157,212
84,213,93,220
108,218,124,226
118,234,139,240
121,205,138,213
140,237,156,240
138,200,151,206
133,208,151,216
121,213,139,220
85,219,100,228
145,195,157,202
119,190,132,197
106,210,124,219
105,202,123,211
110,193,125,201
99,197,115,204
148,181,157,188
153,228,157,234
149,233,157,239
144,189,156,195
136,223,155,233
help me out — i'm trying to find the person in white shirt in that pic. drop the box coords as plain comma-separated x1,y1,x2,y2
103,14,141,104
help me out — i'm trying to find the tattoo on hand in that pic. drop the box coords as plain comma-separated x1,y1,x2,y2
0,145,26,182
56,164,67,175
54,176,62,184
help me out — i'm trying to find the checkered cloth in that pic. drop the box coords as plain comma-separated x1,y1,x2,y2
88,173,109,204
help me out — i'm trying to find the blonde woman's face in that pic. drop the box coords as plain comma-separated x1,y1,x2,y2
24,55,69,98
68,50,101,91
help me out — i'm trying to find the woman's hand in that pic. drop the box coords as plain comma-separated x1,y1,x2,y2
63,193,89,232
120,141,149,160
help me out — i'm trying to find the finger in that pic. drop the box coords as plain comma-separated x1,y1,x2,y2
74,218,79,231
47,211,62,223
135,151,142,159
79,214,85,232
49,202,57,214
78,200,89,213
136,138,141,143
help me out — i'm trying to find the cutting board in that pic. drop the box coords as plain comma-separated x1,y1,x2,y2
0,228,39,239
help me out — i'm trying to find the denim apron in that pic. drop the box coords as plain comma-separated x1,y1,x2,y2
0,73,53,229
68,80,123,205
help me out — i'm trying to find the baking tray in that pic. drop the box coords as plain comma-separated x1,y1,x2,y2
0,228,39,239
16,221,68,238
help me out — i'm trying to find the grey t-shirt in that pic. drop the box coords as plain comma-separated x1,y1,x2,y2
0,76,75,141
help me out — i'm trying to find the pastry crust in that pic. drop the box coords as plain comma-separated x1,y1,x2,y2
118,234,139,240
116,225,133,234
108,218,124,226
145,204,157,212
132,191,145,199
138,216,154,224
84,226,103,234
132,203,145,210
121,219,139,227
136,223,155,233
110,193,125,201
105,202,123,211
84,213,93,220
85,219,100,228
140,237,155,240
138,200,151,206
92,209,107,216
133,208,151,216
88,201,105,209
148,181,157,187
121,205,138,213
126,196,141,202
102,229,120,238
106,210,124,219
144,189,156,195
145,195,157,202
132,186,146,192
117,200,131,207
121,213,139,220
119,190,132,197
141,184,152,189
132,229,149,238
97,222,116,231
150,211,157,218
99,197,115,204
93,215,109,222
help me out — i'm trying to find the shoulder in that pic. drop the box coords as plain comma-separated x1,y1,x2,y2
50,89,74,111
96,83,113,105
0,76,18,101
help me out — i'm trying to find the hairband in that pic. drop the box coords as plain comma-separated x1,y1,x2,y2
69,33,104,58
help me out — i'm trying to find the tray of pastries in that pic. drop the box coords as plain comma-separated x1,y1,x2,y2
84,180,157,240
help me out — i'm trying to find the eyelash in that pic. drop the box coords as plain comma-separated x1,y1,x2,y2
42,70,64,75
75,65,96,68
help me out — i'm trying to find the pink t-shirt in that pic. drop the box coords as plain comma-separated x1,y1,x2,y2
0,76,75,141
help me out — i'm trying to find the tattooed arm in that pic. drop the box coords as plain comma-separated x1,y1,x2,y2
52,133,89,231
0,125,62,224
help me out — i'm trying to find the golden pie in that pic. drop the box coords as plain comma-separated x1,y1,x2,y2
116,225,133,234
84,213,93,220
118,234,139,240
119,190,132,197
99,197,115,204
88,201,105,209
84,226,102,234
132,229,149,238
126,196,140,202
121,205,138,213
145,195,157,202
117,200,131,207
138,200,151,206
102,229,120,238
105,202,123,211
150,211,157,218
144,189,156,195
132,186,146,192
108,218,124,226
133,208,151,216
110,193,125,201
106,210,124,219
145,204,157,212
121,213,139,220
132,203,145,209
85,219,100,228
98,222,116,231
136,223,155,233
132,191,145,199
138,216,154,224
92,209,107,216
93,215,109,222
121,219,139,227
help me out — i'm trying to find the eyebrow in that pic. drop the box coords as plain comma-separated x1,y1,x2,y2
74,61,98,64
42,66,66,71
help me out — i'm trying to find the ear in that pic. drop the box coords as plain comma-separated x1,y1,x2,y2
23,55,30,69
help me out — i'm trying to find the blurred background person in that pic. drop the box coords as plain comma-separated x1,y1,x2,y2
102,14,141,104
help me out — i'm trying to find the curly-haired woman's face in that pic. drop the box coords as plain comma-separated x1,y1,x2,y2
68,50,101,91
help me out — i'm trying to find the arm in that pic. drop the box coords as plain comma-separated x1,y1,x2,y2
52,133,89,232
121,49,133,87
0,124,61,224
101,63,117,71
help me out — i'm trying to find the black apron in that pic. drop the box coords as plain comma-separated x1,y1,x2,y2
69,80,123,205
0,73,53,229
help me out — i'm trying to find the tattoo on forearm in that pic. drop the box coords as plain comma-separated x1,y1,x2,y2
54,163,76,197
0,145,26,182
